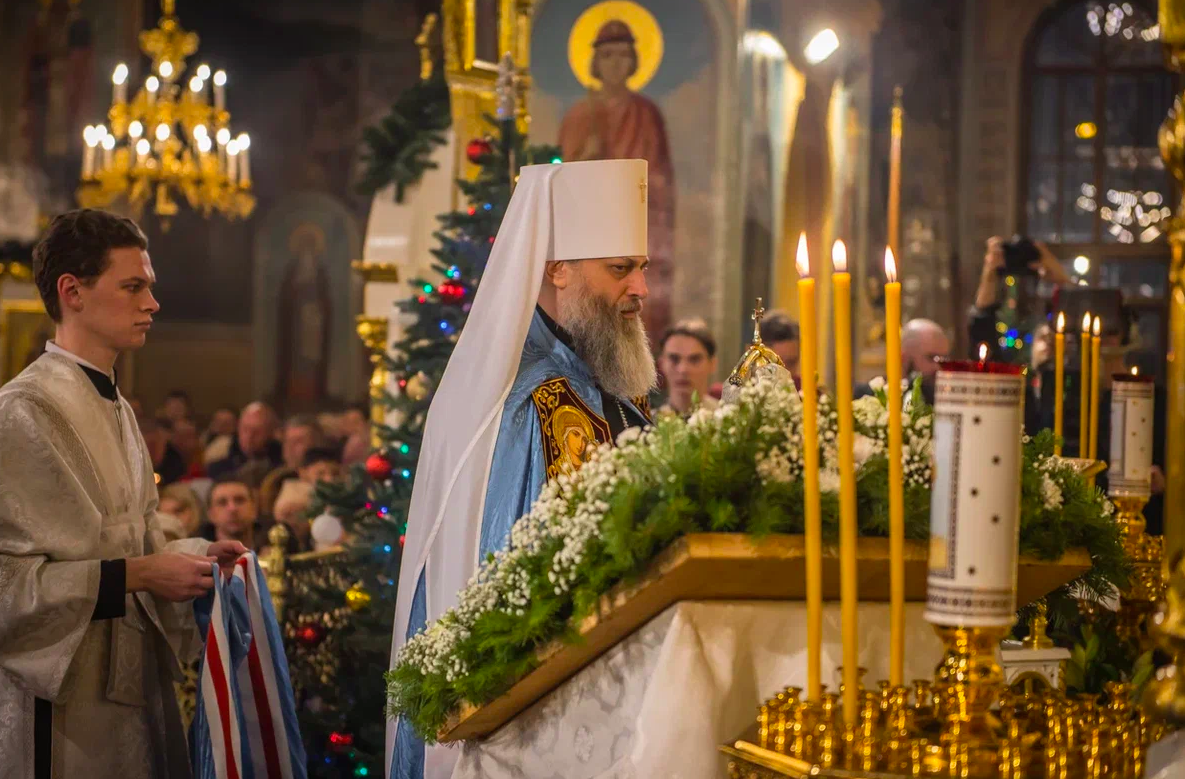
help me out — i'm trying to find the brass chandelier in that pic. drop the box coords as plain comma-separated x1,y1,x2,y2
76,0,254,225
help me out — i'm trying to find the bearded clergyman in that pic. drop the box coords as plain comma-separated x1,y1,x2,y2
387,159,656,779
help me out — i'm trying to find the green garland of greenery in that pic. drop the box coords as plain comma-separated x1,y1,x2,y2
387,379,1128,742
356,73,451,202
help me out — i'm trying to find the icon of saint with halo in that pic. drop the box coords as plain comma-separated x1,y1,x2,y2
558,16,675,340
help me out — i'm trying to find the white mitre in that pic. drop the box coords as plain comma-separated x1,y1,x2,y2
548,158,648,260
387,158,649,776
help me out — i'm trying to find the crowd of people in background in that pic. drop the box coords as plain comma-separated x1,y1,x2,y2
137,394,372,556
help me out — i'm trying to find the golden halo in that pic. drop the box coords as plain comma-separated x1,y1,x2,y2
568,1,664,92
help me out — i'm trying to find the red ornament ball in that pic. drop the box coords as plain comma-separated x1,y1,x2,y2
296,623,325,647
365,453,392,480
466,137,493,163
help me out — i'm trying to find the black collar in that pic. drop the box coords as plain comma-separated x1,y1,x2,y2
47,349,119,402
535,305,578,353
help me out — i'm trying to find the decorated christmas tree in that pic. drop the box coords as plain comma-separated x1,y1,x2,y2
293,72,558,777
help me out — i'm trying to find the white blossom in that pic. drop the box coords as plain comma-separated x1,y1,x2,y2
819,469,841,494
1041,472,1063,510
852,433,880,466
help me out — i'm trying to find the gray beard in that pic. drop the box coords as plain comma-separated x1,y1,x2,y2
556,270,657,400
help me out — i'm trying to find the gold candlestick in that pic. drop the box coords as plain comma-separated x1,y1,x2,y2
930,625,1010,778
1114,495,1164,651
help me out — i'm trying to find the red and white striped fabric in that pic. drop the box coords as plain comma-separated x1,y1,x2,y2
200,560,244,779
199,554,297,779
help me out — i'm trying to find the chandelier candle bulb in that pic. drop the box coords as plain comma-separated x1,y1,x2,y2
213,69,227,111
100,134,115,171
1081,311,1092,457
82,126,97,178
925,359,1026,627
237,133,251,185
216,127,229,168
1108,370,1155,497
112,63,128,103
136,138,150,167
226,139,239,182
1055,313,1065,455
884,246,905,687
146,75,159,104
795,232,822,701
831,238,859,727
159,60,174,80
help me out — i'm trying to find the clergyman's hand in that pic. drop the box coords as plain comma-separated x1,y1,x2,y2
207,540,249,574
126,553,217,602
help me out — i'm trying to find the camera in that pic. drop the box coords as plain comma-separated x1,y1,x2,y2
998,235,1041,276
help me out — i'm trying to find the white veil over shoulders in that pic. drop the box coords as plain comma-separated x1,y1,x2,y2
387,158,648,776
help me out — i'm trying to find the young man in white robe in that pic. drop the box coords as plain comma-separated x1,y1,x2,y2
0,209,247,779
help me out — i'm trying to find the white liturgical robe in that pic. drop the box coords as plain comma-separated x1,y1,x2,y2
0,352,208,778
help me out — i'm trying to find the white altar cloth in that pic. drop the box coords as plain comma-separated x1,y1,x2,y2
450,600,943,779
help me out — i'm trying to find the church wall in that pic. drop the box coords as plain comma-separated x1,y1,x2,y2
131,321,255,416
861,0,967,358
955,0,1057,355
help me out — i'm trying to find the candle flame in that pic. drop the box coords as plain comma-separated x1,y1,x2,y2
1056,312,1065,333
1082,311,1092,332
884,246,897,283
978,343,988,362
1131,366,1139,375
795,232,810,277
832,240,847,273
1092,315,1101,336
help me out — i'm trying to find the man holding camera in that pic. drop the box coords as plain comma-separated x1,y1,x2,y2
969,236,1073,348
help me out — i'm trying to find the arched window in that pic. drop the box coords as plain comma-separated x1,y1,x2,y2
1022,1,1175,375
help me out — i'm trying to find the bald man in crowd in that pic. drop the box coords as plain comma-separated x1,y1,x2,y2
901,318,950,402
857,318,950,403
206,400,283,479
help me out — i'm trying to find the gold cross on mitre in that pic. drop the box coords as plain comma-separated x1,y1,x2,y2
752,297,766,343
639,178,647,204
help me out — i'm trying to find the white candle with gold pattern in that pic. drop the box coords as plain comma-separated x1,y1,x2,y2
1108,370,1155,498
925,359,1026,627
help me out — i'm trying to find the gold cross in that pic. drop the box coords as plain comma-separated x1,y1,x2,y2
752,297,765,342
639,179,647,204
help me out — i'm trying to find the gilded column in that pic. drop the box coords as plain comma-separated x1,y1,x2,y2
1158,0,1185,573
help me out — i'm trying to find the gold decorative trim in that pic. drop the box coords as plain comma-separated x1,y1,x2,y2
0,262,34,284
351,260,401,284
531,377,611,480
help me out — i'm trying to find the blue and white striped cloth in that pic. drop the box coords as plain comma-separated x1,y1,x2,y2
191,553,307,779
